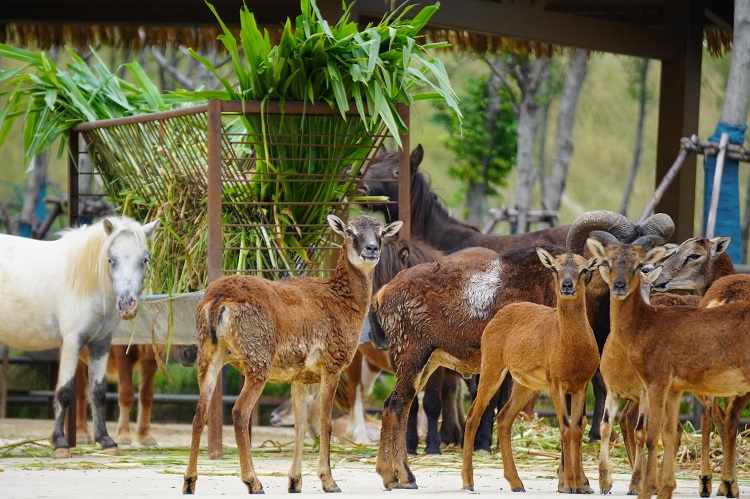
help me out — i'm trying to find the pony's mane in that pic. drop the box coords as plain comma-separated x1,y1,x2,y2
61,216,148,298
373,237,445,291
409,167,482,234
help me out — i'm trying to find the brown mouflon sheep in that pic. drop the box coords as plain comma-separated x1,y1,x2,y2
461,249,600,494
182,214,402,495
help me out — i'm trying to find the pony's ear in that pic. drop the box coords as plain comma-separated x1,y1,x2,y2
103,218,115,235
382,220,403,239
327,214,347,236
410,144,423,173
143,219,161,240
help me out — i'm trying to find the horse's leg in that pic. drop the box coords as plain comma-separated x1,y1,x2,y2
232,370,267,495
422,367,443,455
183,347,225,494
50,337,88,457
589,369,607,443
317,369,342,493
136,347,158,446
86,335,118,452
74,358,93,444
439,370,464,447
474,387,501,453
111,345,135,446
719,393,750,498
461,367,508,491
406,394,420,455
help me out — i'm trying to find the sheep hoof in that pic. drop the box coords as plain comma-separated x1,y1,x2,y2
462,486,474,492
512,486,526,492
600,487,612,495
244,479,264,494
584,484,595,494
323,484,341,493
722,480,738,498
182,476,197,494
288,476,302,493
393,482,418,490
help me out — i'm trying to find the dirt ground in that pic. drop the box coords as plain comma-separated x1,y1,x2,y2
1,418,748,498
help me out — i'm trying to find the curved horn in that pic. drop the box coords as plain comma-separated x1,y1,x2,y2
632,234,666,248
566,210,638,253
637,213,675,241
588,230,620,245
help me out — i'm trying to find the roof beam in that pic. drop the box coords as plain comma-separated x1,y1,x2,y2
354,0,683,60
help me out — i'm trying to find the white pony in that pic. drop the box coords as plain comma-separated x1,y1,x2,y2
0,216,160,457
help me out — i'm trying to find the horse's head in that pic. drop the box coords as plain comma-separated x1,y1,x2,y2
359,144,424,220
103,217,160,320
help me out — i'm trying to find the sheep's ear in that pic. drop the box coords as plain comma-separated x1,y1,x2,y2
327,215,347,236
103,218,115,235
586,238,607,262
143,219,161,240
598,265,610,283
410,144,424,173
536,247,555,269
710,236,731,257
643,245,671,266
586,256,600,273
642,266,662,285
382,220,403,239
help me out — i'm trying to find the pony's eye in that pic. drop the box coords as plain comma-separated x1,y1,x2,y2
108,258,116,267
143,257,150,265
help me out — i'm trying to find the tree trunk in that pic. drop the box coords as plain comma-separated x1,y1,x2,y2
514,56,550,233
720,0,750,126
465,60,503,225
541,49,588,222
620,58,650,217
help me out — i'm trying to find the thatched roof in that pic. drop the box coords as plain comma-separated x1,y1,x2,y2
1,0,735,58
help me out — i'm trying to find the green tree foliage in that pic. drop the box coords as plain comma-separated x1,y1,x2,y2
429,73,517,202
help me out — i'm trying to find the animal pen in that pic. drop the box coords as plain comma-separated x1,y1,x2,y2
65,100,412,457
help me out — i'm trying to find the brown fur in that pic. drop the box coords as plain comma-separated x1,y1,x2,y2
461,250,599,494
589,235,750,499
183,215,400,495
372,243,608,489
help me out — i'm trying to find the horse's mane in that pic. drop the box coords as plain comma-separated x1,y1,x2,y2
409,168,482,234
373,237,445,291
61,216,148,298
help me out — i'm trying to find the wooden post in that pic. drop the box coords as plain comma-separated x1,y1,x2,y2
207,100,224,459
397,103,410,239
65,130,79,447
653,0,702,243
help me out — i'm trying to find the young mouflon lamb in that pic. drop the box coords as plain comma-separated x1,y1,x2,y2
183,215,402,495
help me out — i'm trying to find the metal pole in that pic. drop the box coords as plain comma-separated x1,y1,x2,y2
705,133,729,239
637,147,690,225
207,100,224,459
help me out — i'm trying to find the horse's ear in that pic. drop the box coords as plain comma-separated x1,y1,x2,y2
410,144,423,173
143,219,161,240
103,218,115,235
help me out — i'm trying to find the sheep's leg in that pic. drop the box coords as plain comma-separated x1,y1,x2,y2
317,370,342,493
74,359,93,444
497,383,536,492
718,393,750,498
630,397,649,496
569,389,592,493
656,392,682,499
135,349,158,446
589,369,607,443
620,400,638,468
183,349,224,495
376,393,399,487
113,346,136,446
461,367,508,491
233,372,267,495
422,368,444,455
714,397,729,497
288,382,308,493
548,385,579,494
698,396,714,498
598,392,621,494
639,385,669,499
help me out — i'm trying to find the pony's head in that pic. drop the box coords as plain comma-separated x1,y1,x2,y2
100,217,160,320
359,144,424,221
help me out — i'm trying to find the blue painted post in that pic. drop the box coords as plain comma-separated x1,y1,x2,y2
702,122,747,263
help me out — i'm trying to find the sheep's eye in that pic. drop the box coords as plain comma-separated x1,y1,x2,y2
108,258,116,267
686,253,701,263
346,229,355,237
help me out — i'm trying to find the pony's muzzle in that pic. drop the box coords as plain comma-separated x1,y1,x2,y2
117,296,139,320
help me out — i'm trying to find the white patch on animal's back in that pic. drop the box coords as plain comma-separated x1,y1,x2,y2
463,259,502,319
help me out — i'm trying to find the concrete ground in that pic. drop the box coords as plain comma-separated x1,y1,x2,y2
1,418,747,499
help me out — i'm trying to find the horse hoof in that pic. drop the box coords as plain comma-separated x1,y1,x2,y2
53,447,71,459
423,446,442,455
323,484,341,493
